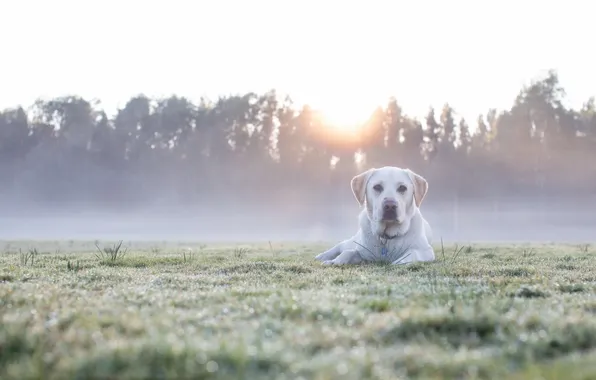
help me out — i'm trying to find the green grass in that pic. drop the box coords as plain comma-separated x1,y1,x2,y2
1,240,596,379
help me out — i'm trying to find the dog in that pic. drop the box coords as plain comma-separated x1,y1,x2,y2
315,166,435,265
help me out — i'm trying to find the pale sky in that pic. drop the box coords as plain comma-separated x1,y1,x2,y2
1,0,594,126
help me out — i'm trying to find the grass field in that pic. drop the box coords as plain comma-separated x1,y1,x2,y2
1,240,596,380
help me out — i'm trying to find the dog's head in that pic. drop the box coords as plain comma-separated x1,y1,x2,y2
351,166,428,236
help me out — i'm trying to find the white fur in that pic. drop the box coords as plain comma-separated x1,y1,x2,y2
315,166,435,265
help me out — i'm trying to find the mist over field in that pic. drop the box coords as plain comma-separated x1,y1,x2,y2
1,71,595,244
0,197,594,243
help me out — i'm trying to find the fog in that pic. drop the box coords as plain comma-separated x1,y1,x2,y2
1,197,594,243
2,73,595,244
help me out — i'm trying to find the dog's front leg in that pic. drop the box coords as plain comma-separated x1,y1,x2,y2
315,240,346,262
322,249,363,266
391,247,435,265
391,252,416,265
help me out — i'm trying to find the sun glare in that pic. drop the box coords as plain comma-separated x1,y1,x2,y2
314,98,376,133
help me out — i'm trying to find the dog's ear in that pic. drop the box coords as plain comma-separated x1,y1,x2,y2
351,168,375,207
405,169,428,208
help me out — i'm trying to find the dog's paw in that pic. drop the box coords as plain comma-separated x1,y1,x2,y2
314,253,326,261
322,259,349,266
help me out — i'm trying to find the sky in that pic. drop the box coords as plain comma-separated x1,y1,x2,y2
1,0,595,127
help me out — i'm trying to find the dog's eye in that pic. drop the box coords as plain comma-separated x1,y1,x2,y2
398,185,407,193
373,184,383,192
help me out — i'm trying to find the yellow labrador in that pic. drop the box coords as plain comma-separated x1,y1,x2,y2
315,166,435,265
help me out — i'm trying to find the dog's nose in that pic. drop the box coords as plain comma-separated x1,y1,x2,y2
383,199,397,212
382,199,398,220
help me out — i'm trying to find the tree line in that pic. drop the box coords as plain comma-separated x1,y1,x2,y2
1,70,595,213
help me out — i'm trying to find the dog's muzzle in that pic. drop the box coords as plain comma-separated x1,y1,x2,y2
382,199,398,221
